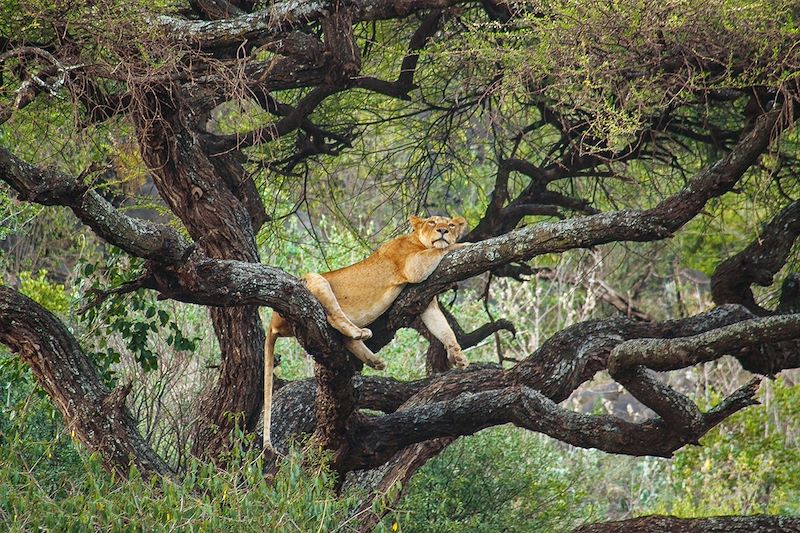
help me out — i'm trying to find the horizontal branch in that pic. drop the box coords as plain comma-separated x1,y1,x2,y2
608,313,800,376
144,258,347,365
272,302,800,471
157,0,466,47
342,379,759,470
573,515,800,533
267,373,436,452
0,146,190,263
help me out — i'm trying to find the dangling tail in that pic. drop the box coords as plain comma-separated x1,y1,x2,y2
263,319,279,451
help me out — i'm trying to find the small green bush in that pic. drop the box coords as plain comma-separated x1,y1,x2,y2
382,427,597,532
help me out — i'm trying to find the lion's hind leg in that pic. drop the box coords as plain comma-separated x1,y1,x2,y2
303,273,372,340
343,338,386,370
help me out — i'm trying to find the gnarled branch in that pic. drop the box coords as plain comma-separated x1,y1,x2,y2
0,287,172,478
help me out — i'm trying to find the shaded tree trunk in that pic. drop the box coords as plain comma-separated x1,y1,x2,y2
132,87,266,458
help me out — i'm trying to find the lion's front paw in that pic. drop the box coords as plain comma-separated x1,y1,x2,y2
357,327,373,340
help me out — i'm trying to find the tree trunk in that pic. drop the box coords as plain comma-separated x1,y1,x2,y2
132,87,266,458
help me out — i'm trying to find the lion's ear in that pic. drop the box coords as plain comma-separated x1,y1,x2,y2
409,215,425,231
452,216,468,238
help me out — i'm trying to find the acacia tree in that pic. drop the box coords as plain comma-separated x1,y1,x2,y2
2,0,800,530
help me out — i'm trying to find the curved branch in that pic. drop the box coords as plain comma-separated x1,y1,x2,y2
267,373,435,452
711,200,800,315
0,287,172,478
0,146,190,263
204,86,341,151
342,379,759,470
267,302,800,475
353,9,443,100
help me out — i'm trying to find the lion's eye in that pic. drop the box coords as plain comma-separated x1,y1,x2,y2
448,223,455,228
427,221,435,226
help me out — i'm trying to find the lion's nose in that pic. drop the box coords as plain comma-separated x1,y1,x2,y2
437,228,448,235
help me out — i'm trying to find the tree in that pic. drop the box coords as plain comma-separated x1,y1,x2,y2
1,0,800,530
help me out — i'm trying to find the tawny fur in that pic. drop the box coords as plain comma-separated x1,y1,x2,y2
263,215,470,450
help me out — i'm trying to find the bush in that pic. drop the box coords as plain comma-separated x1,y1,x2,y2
0,437,357,531
382,427,597,532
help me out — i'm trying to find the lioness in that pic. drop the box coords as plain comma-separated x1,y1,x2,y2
264,215,470,449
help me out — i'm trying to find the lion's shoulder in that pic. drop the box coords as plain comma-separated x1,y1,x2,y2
374,233,425,263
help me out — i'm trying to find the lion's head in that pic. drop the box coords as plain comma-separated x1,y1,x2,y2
409,215,468,249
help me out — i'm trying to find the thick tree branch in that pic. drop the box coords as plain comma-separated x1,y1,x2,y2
6,101,778,467
0,146,190,263
132,87,270,457
122,109,781,369
342,379,759,470
711,200,800,314
608,313,800,376
270,305,781,472
157,0,467,47
573,515,800,533
0,287,172,478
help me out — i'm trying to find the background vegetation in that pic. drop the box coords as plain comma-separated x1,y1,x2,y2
2,0,800,530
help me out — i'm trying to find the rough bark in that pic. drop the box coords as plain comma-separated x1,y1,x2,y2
156,0,467,48
0,146,190,263
573,515,800,533
340,379,759,471
132,88,266,458
711,200,800,315
0,287,172,478
2,101,789,473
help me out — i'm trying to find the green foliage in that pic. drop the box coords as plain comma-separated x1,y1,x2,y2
424,0,800,148
0,437,356,532
382,427,596,532
79,248,199,381
1,329,352,531
18,269,70,316
0,343,84,496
